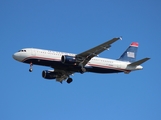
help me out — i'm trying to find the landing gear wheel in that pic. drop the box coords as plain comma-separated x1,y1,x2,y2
80,68,86,74
67,78,73,84
29,68,32,72
29,62,33,72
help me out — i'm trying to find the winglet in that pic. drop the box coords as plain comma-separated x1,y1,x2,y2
119,36,122,40
128,58,150,66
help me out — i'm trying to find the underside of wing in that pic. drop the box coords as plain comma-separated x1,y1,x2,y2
42,69,75,83
76,37,121,66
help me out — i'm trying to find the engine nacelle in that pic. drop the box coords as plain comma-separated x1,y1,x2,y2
61,55,77,65
42,70,57,79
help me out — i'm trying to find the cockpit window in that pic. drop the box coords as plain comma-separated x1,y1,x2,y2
18,50,26,52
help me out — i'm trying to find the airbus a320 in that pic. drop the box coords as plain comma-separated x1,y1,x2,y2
13,37,150,84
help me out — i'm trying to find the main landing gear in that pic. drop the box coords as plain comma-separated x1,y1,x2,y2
80,67,86,74
29,63,33,72
79,63,86,74
66,78,73,84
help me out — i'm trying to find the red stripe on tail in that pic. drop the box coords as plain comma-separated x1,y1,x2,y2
130,42,139,47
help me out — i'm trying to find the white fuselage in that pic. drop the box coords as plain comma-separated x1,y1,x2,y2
13,48,143,74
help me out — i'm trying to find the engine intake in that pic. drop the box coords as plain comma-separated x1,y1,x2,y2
42,70,57,79
61,55,77,65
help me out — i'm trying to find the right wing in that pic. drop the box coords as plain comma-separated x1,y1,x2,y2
76,37,122,66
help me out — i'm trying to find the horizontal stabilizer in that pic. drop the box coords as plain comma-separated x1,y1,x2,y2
128,58,150,66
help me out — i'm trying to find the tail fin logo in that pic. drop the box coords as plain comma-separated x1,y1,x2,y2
127,52,135,58
118,42,138,62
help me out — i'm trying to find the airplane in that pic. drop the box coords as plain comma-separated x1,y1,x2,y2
12,37,150,84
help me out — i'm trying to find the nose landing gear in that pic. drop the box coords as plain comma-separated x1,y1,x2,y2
29,63,33,72
29,68,32,72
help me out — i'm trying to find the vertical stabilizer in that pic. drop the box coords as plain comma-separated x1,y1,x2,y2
118,42,138,62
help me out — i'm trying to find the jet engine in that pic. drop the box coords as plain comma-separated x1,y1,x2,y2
42,70,58,79
61,55,77,65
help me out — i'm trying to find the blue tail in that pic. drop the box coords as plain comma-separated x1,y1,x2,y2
118,42,138,62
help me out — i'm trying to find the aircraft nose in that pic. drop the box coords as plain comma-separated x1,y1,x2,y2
12,53,19,61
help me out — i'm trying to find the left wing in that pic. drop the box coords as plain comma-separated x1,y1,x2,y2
53,69,74,83
76,37,121,66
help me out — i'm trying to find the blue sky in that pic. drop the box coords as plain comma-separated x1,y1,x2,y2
0,0,161,120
